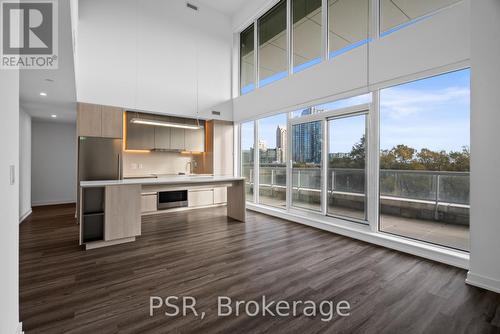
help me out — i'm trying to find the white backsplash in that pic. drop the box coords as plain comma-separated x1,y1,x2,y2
123,151,194,177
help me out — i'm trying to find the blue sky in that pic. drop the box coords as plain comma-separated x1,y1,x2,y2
380,68,470,153
329,115,365,154
243,69,470,154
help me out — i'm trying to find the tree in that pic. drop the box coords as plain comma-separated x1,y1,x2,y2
449,146,470,171
390,145,416,168
350,135,366,163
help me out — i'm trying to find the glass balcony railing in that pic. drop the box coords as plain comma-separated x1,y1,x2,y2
243,166,470,221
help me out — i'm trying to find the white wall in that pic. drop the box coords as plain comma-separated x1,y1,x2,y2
32,121,77,206
0,70,20,334
19,108,32,222
233,1,470,121
466,0,500,293
76,0,233,120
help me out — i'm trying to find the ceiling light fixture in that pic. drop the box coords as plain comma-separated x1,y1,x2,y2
130,118,202,130
50,114,57,118
40,92,47,96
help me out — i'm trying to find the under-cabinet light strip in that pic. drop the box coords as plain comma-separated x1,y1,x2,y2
130,118,202,130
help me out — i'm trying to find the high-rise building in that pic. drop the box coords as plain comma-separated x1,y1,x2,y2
292,108,322,164
276,125,287,163
258,140,267,151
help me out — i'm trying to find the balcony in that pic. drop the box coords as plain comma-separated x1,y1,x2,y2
242,165,470,251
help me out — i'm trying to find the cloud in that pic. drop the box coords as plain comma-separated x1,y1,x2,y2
381,86,470,119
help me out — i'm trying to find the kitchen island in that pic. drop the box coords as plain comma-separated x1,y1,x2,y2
79,176,246,250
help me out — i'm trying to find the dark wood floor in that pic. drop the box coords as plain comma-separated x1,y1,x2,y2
20,204,500,334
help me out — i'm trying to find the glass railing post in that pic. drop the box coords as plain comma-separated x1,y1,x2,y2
435,174,440,220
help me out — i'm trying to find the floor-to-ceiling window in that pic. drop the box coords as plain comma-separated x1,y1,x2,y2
258,0,288,88
292,0,322,73
241,121,255,202
379,69,470,251
327,113,367,222
380,0,461,36
258,113,287,208
291,116,323,212
328,0,369,58
240,24,255,95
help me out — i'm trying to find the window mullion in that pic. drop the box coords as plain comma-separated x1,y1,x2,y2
287,0,293,76
254,120,260,204
322,0,329,61
321,119,328,216
286,112,292,211
367,91,380,233
254,19,259,89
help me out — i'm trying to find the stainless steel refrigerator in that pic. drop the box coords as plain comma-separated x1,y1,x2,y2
78,137,123,181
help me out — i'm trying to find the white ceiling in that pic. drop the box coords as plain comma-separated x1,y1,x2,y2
196,0,249,17
20,0,77,123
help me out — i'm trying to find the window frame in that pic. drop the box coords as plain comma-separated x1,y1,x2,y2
325,110,369,224
376,68,471,251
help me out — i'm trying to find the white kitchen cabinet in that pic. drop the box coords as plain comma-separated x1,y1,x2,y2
141,193,158,213
213,187,227,204
188,189,214,207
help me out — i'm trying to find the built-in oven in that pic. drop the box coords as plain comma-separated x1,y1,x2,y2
157,190,188,210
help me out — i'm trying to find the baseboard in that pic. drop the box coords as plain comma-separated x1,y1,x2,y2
16,322,23,334
19,209,32,223
466,271,500,294
32,200,75,207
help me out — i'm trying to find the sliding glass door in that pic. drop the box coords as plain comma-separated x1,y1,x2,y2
291,120,323,212
327,113,367,222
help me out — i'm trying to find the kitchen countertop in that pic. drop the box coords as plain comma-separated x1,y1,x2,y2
80,175,245,187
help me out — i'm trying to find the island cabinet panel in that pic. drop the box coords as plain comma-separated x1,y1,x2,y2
126,112,155,150
141,193,158,213
188,189,214,207
104,184,141,240
101,105,123,139
213,187,227,204
77,103,102,137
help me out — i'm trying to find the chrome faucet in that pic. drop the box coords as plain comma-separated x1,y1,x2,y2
186,161,193,175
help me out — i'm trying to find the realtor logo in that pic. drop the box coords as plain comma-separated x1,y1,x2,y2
1,0,58,69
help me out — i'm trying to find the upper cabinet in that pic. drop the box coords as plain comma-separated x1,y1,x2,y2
125,112,155,150
125,112,205,152
77,103,102,137
169,117,186,151
101,106,124,138
77,103,123,139
153,114,171,150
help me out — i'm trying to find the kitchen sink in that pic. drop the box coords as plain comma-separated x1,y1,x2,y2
153,173,213,178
